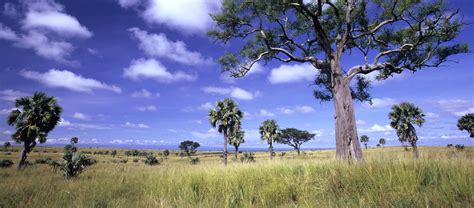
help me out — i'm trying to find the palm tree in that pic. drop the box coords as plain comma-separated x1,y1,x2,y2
388,102,425,158
229,129,245,160
457,113,473,138
379,138,386,148
360,135,369,149
7,92,62,169
208,98,243,165
259,119,280,159
3,142,11,151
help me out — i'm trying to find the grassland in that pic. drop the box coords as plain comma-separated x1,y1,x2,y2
0,146,473,207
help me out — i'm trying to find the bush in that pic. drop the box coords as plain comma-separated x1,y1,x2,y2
240,152,256,163
190,157,200,165
0,159,14,168
447,144,453,148
455,144,464,150
279,152,286,157
133,158,139,163
144,155,159,166
120,159,128,163
35,157,53,164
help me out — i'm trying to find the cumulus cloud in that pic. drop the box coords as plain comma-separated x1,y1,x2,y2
123,58,196,82
191,128,219,139
129,28,211,65
0,89,28,101
198,102,214,111
73,112,90,120
0,0,92,62
117,0,141,8
278,105,315,115
359,124,394,133
269,63,317,84
436,99,474,117
131,88,159,98
21,69,121,93
258,109,275,117
141,0,220,34
362,97,396,109
58,118,109,130
202,86,259,100
124,122,150,129
137,105,157,112
356,120,366,125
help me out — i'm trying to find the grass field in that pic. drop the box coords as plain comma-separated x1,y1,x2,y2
0,146,473,207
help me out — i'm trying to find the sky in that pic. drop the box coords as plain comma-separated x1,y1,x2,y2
0,0,473,150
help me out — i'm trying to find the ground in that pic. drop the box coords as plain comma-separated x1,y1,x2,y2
0,146,472,207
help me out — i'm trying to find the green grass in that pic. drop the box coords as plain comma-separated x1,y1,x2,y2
0,146,472,207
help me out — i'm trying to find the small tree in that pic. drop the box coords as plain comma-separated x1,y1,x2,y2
3,142,11,151
389,102,425,158
111,150,117,158
277,128,315,155
259,120,280,159
62,137,95,179
179,140,200,158
379,138,386,148
229,129,245,160
360,135,369,149
163,150,170,159
457,113,474,138
144,154,160,166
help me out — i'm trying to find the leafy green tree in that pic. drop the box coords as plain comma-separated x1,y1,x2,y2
179,140,200,158
360,135,369,149
209,0,468,161
259,120,280,159
379,138,386,148
389,102,425,158
70,137,78,144
209,98,243,165
144,155,160,166
3,142,11,151
457,113,474,138
277,128,315,155
111,150,117,158
163,150,170,159
7,92,62,169
62,137,95,179
229,129,245,160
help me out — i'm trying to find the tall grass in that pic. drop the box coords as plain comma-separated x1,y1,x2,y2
0,147,472,207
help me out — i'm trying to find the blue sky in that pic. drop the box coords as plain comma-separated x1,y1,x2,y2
0,0,473,150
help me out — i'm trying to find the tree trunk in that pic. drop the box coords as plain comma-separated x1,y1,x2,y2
234,146,238,160
223,133,228,166
332,61,363,161
269,142,273,160
412,142,419,159
365,143,368,149
18,143,29,169
297,148,300,156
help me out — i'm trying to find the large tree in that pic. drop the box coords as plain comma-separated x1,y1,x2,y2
457,113,474,138
7,92,62,169
179,140,200,158
229,129,245,160
259,119,280,159
277,128,315,155
388,102,425,158
209,98,243,165
360,135,369,149
209,0,468,161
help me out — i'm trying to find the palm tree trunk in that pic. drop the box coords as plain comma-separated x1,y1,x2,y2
234,146,238,160
269,142,273,160
18,143,29,169
223,133,228,166
412,143,419,159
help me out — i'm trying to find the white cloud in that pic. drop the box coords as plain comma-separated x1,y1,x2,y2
73,112,90,121
137,105,157,112
129,28,211,65
0,0,92,63
123,58,196,82
312,129,323,138
141,0,220,34
21,69,122,93
356,120,366,125
425,112,440,119
124,122,150,129
191,128,219,139
245,62,266,76
269,63,317,84
278,105,315,115
131,88,159,98
258,109,275,117
361,70,404,86
198,102,213,111
362,97,396,109
0,108,16,115
0,89,28,101
359,124,393,133
58,118,108,130
202,86,258,100
118,0,141,8
436,99,474,117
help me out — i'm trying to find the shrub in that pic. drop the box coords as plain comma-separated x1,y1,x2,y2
133,158,139,163
279,152,286,157
61,137,95,179
144,155,159,166
35,157,53,164
120,159,128,163
190,157,200,165
0,159,14,168
240,152,256,163
455,144,464,150
447,144,453,148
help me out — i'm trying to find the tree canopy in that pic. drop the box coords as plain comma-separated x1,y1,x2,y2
457,113,474,138
179,140,200,157
277,128,315,155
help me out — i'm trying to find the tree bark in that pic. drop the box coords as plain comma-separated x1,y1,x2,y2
331,60,364,161
269,142,273,160
18,143,29,169
412,142,419,159
297,148,300,156
223,133,228,166
365,143,368,149
234,146,239,160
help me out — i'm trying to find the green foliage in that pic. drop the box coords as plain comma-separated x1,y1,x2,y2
457,113,474,138
35,157,53,164
190,157,200,165
277,128,315,155
379,138,386,147
62,138,95,179
240,152,256,163
454,144,464,151
6,92,62,168
0,159,14,168
360,135,369,149
179,140,200,158
144,155,159,166
388,102,425,154
259,120,280,157
3,142,11,150
163,150,170,158
229,129,245,154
